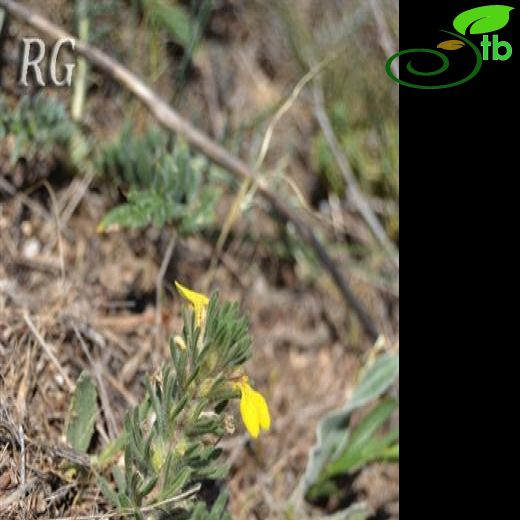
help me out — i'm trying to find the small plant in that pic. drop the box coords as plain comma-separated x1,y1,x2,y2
97,128,220,234
0,93,75,164
64,282,270,518
303,350,399,504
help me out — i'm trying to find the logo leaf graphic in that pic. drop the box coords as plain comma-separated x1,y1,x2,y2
437,39,466,50
453,5,514,35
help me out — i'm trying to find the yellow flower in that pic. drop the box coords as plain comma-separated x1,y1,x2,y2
175,281,209,327
236,376,270,439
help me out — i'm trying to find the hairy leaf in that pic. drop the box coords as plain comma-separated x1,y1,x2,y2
66,372,98,453
304,353,399,491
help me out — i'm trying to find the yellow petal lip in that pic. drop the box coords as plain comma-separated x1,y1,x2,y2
174,281,209,306
249,387,271,431
237,379,270,438
175,281,209,326
240,387,260,438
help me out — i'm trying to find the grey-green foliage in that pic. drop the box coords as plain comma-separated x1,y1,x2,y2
96,293,251,517
98,127,220,233
66,371,99,453
142,0,213,94
142,0,194,48
324,398,398,477
304,353,399,500
86,0,127,45
0,93,74,164
187,491,231,520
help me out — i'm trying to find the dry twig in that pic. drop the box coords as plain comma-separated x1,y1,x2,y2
23,312,74,392
0,477,38,511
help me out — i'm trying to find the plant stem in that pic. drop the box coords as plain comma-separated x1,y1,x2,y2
71,0,89,121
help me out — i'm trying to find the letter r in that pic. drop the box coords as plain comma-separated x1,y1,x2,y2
19,38,46,86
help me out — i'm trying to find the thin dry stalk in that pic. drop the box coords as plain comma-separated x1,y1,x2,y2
23,313,74,392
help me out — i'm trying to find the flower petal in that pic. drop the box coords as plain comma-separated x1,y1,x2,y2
175,281,209,307
240,388,260,438
175,281,209,326
249,387,271,432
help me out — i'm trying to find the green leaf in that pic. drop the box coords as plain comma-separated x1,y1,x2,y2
379,442,399,460
112,465,127,494
97,475,120,508
96,431,128,469
187,490,231,520
157,465,192,501
66,371,98,453
143,0,193,48
351,353,399,409
303,354,399,491
453,5,514,35
327,399,398,476
208,491,229,519
98,130,219,234
138,475,159,497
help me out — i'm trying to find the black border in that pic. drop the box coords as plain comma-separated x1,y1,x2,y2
400,1,518,509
